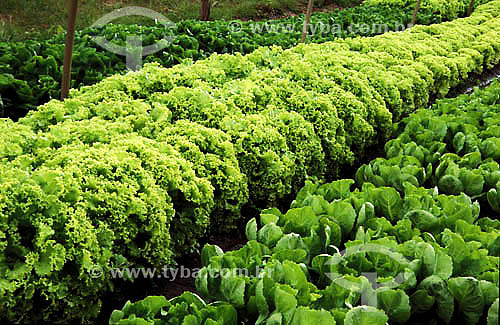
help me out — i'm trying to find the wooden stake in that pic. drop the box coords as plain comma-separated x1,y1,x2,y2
301,0,314,43
200,0,211,21
61,0,78,100
410,0,422,27
467,0,475,16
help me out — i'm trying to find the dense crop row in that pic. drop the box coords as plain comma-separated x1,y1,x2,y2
356,81,500,215
2,1,500,323
0,0,492,118
364,0,482,19
109,81,500,325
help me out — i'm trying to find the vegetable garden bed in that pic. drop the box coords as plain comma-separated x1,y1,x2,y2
110,78,500,324
1,0,500,324
100,78,500,324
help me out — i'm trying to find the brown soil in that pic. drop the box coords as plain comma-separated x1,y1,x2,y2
0,14,14,23
236,2,344,22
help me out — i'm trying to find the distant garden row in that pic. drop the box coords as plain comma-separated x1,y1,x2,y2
0,0,492,119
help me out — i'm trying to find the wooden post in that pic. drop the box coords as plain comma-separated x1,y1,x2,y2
410,0,422,27
301,0,314,43
61,0,78,100
200,0,211,21
467,0,475,16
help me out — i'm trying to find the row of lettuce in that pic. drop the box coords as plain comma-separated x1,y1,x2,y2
2,1,500,323
0,0,492,119
356,84,500,214
109,81,500,325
